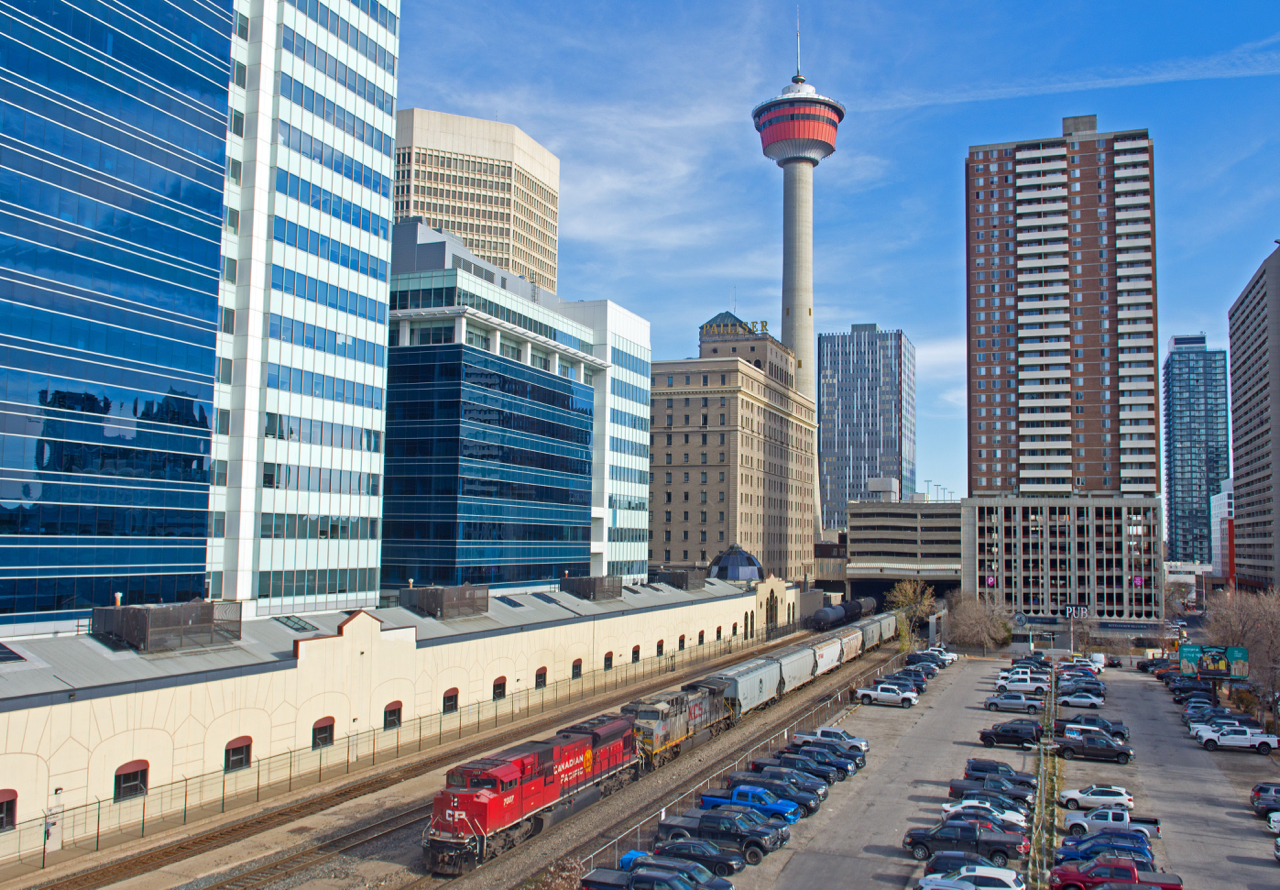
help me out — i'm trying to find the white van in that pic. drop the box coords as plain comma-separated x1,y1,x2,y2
1088,653,1106,672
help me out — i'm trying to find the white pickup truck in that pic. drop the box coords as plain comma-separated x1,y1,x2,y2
793,726,871,753
856,684,919,708
1201,726,1279,754
1063,805,1162,838
996,677,1049,695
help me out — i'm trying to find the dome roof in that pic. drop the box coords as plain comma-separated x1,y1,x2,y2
708,544,763,581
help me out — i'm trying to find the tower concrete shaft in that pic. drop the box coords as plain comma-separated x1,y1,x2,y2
782,159,816,401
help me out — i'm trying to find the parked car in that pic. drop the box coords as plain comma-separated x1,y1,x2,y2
721,773,821,815
1063,806,1161,838
1201,727,1280,754
979,722,1042,748
1054,734,1135,764
1053,838,1154,865
581,868,698,890
698,786,801,823
884,675,927,695
791,726,870,754
782,741,862,773
750,753,839,785
901,823,1030,867
939,800,1028,829
655,811,783,865
680,806,789,842
950,791,1030,817
1054,715,1128,742
996,678,1050,695
650,839,746,878
948,776,1034,805
616,853,734,890
906,653,943,672
1058,692,1105,709
739,764,829,796
926,647,960,665
1057,785,1134,810
985,693,1043,714
1047,856,1181,890
964,759,1037,790
857,683,919,707
922,851,1002,877
1059,829,1152,854
1252,782,1280,816
918,864,1026,890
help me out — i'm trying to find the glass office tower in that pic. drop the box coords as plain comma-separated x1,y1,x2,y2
0,1,232,633
817,324,916,529
382,223,617,588
1163,334,1229,563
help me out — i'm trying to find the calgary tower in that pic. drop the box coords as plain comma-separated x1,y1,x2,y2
751,56,845,402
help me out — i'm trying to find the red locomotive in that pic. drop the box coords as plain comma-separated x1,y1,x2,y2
424,714,638,873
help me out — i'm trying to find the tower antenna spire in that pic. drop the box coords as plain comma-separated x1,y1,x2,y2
796,6,802,79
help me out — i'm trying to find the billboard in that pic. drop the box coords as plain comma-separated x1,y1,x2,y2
1180,645,1248,679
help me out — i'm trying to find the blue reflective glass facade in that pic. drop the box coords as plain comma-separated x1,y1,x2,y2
0,0,230,624
381,344,592,587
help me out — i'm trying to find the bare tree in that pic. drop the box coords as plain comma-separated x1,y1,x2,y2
946,591,1012,656
1204,586,1280,726
1166,581,1193,615
887,579,935,651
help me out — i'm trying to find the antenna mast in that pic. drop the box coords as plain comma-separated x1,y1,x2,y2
796,6,801,77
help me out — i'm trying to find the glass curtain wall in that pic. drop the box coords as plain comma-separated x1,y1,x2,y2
0,1,230,623
381,344,592,587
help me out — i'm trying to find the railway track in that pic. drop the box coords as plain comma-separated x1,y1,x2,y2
29,634,805,890
429,646,903,890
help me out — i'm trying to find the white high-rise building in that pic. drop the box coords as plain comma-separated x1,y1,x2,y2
212,1,399,614
556,301,652,580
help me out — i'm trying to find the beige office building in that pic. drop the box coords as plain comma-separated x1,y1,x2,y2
650,313,817,581
393,109,560,293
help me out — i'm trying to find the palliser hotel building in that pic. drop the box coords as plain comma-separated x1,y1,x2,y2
960,116,1164,629
649,313,817,582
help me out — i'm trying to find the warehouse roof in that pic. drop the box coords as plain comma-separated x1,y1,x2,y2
0,579,757,711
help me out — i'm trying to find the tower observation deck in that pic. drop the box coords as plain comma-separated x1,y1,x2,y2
752,74,844,403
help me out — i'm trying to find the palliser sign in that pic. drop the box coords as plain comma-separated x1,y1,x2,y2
702,320,768,336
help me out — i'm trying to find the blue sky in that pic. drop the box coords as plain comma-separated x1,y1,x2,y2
398,1,1280,498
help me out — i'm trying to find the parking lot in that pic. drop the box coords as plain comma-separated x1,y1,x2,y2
727,654,1280,890
731,656,1036,890
1057,666,1280,890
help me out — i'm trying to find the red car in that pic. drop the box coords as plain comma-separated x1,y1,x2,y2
1049,856,1183,890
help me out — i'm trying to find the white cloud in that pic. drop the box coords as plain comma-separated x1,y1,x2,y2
847,35,1280,112
914,336,967,381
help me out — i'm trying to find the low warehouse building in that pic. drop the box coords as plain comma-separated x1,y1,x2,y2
0,577,796,859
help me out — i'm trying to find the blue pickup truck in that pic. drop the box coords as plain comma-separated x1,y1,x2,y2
699,786,802,823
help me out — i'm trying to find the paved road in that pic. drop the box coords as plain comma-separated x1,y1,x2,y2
1055,666,1280,890
734,657,1035,890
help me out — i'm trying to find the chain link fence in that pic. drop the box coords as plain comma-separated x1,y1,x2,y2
0,635,755,876
580,652,905,871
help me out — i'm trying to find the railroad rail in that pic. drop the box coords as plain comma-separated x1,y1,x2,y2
28,633,808,890
405,646,905,890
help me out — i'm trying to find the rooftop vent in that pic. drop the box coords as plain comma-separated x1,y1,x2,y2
559,576,623,601
401,584,488,619
90,601,242,652
648,569,706,591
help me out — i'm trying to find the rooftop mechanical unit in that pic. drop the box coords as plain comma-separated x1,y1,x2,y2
648,569,706,591
558,575,623,601
401,584,489,619
90,601,242,652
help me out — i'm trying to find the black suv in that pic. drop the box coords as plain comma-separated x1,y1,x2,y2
1251,782,1280,816
980,723,1041,749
